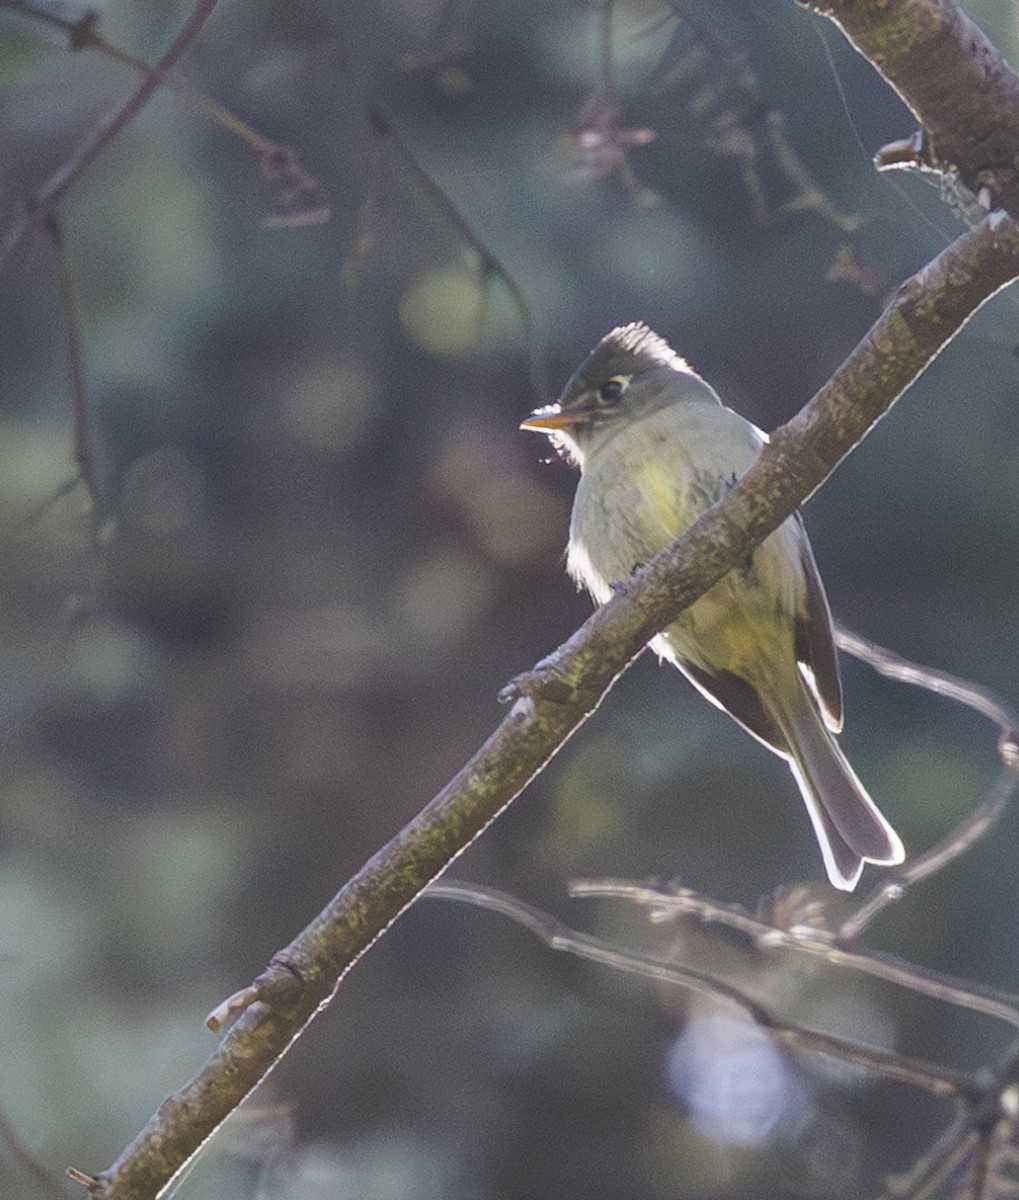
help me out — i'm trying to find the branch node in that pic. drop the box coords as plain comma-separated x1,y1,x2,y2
68,9,100,51
205,985,261,1033
268,952,309,985
875,128,940,174
66,1165,99,1189
836,877,907,945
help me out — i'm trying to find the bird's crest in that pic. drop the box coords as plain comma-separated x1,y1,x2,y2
598,322,691,373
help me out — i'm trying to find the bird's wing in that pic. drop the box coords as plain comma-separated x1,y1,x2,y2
792,517,844,733
674,657,788,754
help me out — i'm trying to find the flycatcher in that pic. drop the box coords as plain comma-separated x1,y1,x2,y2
521,322,904,890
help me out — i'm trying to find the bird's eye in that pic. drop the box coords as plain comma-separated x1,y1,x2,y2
597,375,630,405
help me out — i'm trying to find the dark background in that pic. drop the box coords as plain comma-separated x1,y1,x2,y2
1,1,1018,1196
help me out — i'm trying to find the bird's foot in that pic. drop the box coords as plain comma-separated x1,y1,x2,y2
499,653,590,707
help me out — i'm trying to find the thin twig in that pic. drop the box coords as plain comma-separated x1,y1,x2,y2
835,626,1019,942
0,0,97,46
43,213,101,520
84,32,329,227
836,627,1019,748
366,106,549,400
569,879,1019,1032
426,881,975,1101
599,0,614,92
3,1,328,228
568,1,657,206
887,1121,981,1200
0,1101,65,1198
0,0,222,271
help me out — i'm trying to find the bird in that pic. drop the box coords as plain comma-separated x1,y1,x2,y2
521,321,904,890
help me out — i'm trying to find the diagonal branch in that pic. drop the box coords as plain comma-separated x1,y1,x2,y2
1,0,328,227
79,212,1019,1200
798,0,1019,214
0,0,221,270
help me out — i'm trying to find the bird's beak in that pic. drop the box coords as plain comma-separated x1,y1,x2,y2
520,407,585,432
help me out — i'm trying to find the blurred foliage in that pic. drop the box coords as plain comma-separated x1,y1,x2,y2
1,0,1019,1197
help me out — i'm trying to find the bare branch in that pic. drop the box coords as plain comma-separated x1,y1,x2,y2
43,214,102,520
888,1115,981,1200
567,0,658,206
85,32,329,227
571,878,1019,1032
654,6,860,232
0,0,221,270
835,627,1019,940
2,1,329,229
426,881,975,1101
799,0,1019,216
0,0,98,47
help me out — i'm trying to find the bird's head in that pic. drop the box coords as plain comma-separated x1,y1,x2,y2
521,322,713,464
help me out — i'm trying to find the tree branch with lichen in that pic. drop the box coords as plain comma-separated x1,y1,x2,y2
76,208,1019,1200
799,0,1019,214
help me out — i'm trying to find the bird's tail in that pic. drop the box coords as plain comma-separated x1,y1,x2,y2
774,681,904,891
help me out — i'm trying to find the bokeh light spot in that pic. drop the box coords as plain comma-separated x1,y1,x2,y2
399,267,485,357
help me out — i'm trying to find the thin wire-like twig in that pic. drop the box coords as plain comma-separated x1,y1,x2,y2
888,1121,982,1200
2,1,329,228
836,626,1019,754
569,879,1019,1031
425,880,976,1101
0,0,96,45
43,213,102,520
86,32,329,227
835,626,1019,942
0,1101,65,1198
366,106,550,401
0,0,222,271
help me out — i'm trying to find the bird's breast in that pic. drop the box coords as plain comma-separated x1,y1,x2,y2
565,402,771,603
567,429,699,599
